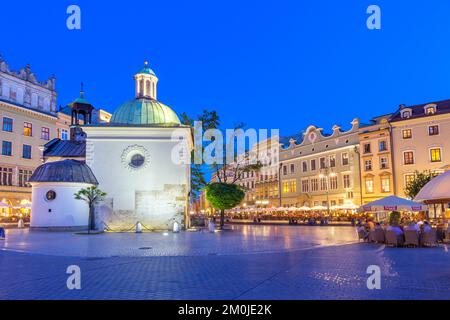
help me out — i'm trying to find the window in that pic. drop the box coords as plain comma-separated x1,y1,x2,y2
330,176,338,190
343,175,351,188
22,145,32,159
379,140,387,152
9,88,17,101
2,141,12,156
0,167,13,186
130,154,145,168
347,191,354,199
310,159,316,171
405,174,415,188
45,190,57,201
426,106,436,115
61,129,69,140
381,176,390,193
342,153,349,166
320,177,327,191
402,129,412,139
291,180,297,193
309,178,317,192
402,110,411,119
363,143,371,154
430,148,442,162
2,117,13,132
365,177,374,193
290,164,295,174
301,180,309,193
329,155,336,168
18,169,33,187
364,160,372,171
23,122,32,137
41,127,50,141
428,125,439,136
320,157,326,169
403,151,414,165
302,161,308,172
282,180,296,193
380,157,389,169
283,165,287,175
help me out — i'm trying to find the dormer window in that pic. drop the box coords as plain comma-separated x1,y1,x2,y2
401,109,412,119
425,104,437,115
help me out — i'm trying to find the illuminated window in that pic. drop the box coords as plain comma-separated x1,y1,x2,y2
302,161,307,172
402,129,412,139
18,169,33,187
290,164,295,173
320,157,326,169
426,106,436,115
403,151,414,165
365,177,374,193
405,174,415,188
0,167,13,186
402,110,411,119
379,140,387,152
130,154,145,168
430,148,442,162
363,143,371,154
381,176,390,193
61,129,69,140
23,122,32,137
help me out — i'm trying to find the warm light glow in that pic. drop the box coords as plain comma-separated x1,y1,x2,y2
319,174,324,179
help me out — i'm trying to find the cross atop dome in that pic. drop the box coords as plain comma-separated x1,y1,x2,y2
134,61,158,99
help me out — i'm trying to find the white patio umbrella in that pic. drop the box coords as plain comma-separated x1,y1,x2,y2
415,170,450,204
341,203,359,210
0,202,9,208
360,195,427,212
298,206,311,211
311,205,328,211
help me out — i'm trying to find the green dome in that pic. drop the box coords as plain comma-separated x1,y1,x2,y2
136,62,156,76
111,98,181,125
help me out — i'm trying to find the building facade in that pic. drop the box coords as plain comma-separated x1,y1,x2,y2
390,100,450,199
0,56,60,209
358,114,395,204
280,119,362,209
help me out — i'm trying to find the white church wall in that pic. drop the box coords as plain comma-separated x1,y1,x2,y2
30,182,92,229
84,127,191,231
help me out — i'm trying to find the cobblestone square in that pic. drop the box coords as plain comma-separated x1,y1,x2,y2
0,225,449,300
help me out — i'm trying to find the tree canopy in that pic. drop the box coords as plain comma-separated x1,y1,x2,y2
205,183,245,211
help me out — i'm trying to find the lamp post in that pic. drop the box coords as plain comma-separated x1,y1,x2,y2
278,162,283,207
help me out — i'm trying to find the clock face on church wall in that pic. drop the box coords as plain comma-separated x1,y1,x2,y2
121,145,151,171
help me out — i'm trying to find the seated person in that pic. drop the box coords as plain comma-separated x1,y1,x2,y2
423,221,433,233
387,224,404,235
404,221,419,232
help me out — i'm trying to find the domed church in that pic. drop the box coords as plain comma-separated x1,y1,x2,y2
29,62,193,231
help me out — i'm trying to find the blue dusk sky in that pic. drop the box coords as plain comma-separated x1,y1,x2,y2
2,0,450,136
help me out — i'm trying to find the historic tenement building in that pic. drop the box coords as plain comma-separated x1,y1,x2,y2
389,100,450,201
358,114,395,204
279,119,362,209
0,55,59,209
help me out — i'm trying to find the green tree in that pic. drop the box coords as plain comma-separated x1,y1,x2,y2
389,211,401,226
205,182,245,229
404,170,435,199
74,186,107,233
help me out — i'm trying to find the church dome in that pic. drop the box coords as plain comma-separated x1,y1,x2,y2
111,98,181,125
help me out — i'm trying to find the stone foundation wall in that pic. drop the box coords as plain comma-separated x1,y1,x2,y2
95,184,187,231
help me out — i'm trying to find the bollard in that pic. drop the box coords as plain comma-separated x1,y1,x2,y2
208,220,216,233
18,219,24,229
136,222,142,233
173,221,180,233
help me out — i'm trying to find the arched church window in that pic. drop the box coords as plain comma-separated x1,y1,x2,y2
130,154,145,168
